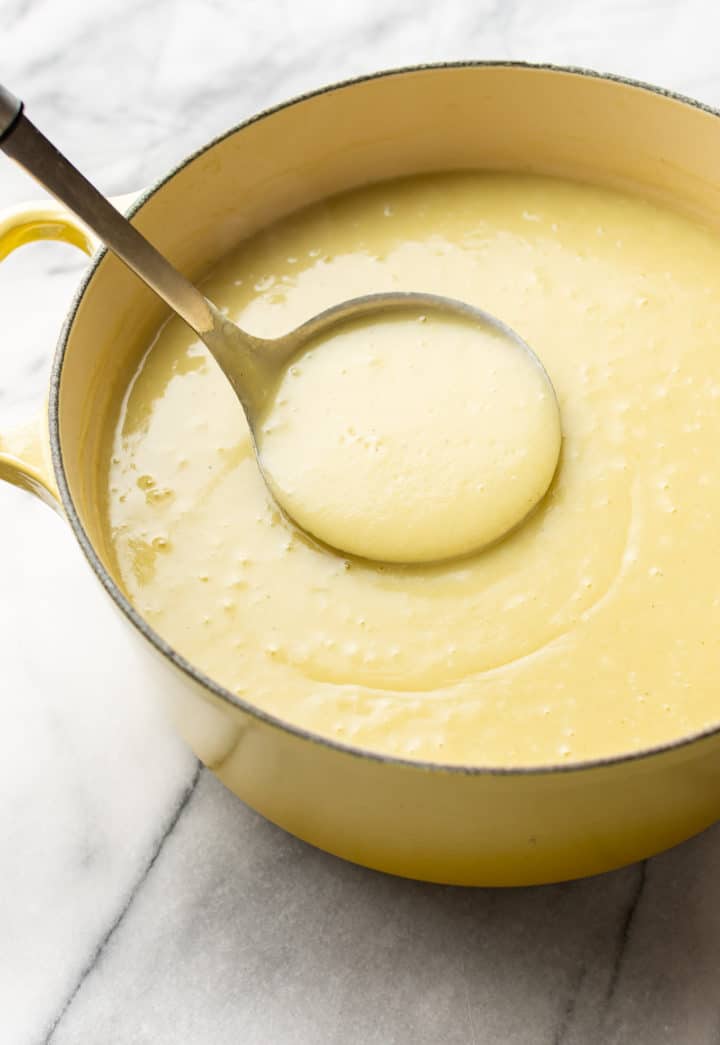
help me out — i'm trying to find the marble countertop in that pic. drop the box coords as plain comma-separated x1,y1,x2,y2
3,1,720,1042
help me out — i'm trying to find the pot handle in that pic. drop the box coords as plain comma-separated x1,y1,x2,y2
0,194,134,510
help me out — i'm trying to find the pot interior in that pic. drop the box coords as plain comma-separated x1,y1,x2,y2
56,64,720,581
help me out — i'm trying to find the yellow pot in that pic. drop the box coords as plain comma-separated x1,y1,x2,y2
4,63,720,887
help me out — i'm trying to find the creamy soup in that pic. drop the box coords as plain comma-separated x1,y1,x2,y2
257,309,561,562
105,172,720,767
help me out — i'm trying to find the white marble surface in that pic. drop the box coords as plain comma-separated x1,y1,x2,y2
3,1,720,1042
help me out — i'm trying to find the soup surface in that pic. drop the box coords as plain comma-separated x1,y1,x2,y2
105,172,720,767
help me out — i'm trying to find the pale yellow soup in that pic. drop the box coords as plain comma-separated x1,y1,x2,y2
257,310,561,563
105,172,720,767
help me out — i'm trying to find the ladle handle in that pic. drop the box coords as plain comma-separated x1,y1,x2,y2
0,84,215,338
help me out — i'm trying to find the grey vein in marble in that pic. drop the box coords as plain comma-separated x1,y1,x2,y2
44,763,202,1043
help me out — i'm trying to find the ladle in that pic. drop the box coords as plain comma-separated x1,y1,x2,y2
0,84,561,563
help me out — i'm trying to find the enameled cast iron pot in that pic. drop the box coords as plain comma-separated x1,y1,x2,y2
3,63,720,886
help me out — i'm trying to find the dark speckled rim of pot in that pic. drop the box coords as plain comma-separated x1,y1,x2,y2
47,60,720,778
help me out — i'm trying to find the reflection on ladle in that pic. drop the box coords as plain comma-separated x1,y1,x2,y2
0,84,561,564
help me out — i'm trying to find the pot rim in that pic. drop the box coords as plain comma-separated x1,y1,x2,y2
49,59,720,779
